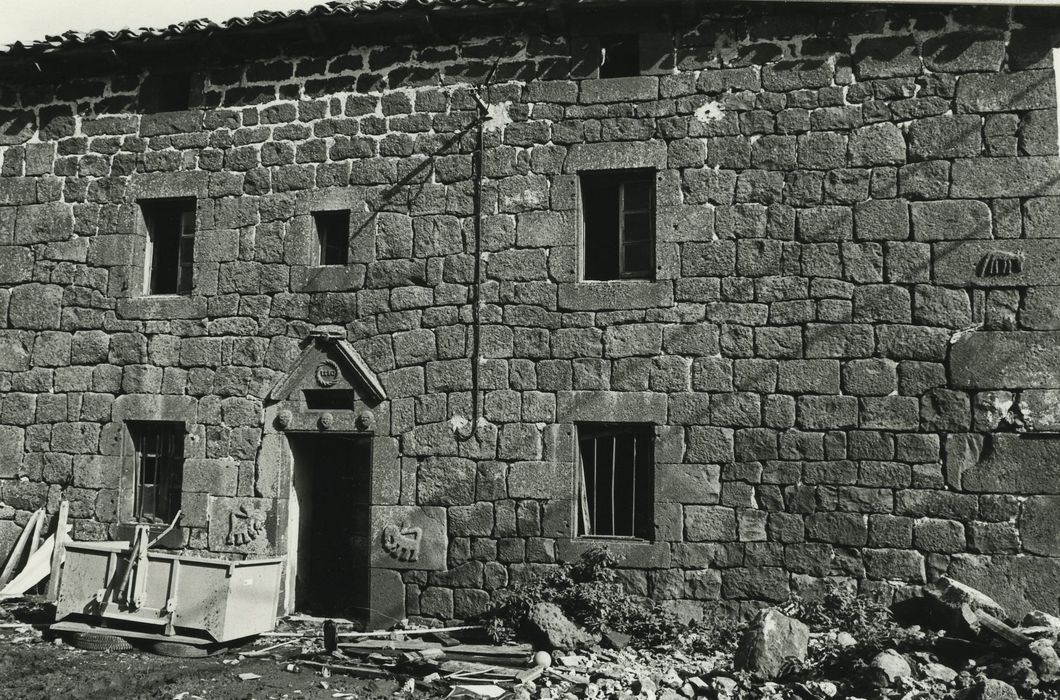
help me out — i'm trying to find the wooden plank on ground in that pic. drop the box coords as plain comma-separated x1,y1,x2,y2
0,509,42,587
0,524,71,596
26,510,44,558
46,501,69,602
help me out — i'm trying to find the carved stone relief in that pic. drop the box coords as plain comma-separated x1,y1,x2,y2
370,506,446,570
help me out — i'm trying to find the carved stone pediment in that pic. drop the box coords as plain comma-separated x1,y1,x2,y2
267,333,387,406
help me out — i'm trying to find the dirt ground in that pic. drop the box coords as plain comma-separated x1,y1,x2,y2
0,603,418,700
0,635,415,700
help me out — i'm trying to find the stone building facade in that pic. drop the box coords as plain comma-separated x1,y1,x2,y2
2,0,1060,627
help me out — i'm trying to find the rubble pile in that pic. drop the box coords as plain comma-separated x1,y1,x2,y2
247,577,1060,700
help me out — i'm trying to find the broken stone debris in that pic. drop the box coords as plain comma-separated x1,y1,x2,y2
733,609,809,680
526,602,599,652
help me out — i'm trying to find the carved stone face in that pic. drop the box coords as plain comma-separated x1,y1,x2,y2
356,409,375,431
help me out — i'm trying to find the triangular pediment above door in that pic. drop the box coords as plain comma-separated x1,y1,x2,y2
267,333,387,404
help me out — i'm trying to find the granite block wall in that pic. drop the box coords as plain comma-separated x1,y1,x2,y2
2,2,1060,622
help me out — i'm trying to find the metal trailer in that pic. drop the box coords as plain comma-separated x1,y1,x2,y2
53,540,284,646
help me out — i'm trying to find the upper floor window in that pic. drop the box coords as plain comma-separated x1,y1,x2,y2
576,422,654,539
141,72,193,112
141,198,195,295
129,421,185,524
312,210,351,266
599,34,640,78
580,169,655,280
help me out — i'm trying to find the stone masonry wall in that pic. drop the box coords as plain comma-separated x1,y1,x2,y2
3,3,1060,622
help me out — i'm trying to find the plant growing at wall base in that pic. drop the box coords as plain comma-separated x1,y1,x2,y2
480,546,686,648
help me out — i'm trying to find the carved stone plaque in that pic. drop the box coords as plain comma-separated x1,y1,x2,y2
315,360,339,387
208,497,277,555
370,506,446,570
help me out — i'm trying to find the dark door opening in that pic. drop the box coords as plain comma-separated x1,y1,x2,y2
288,433,372,624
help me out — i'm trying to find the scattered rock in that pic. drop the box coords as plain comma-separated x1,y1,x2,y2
920,661,958,684
1028,638,1060,681
525,603,597,651
868,649,913,688
734,609,809,680
600,626,631,651
836,632,856,647
712,676,738,699
925,577,1009,623
1024,610,1060,629
961,678,1020,700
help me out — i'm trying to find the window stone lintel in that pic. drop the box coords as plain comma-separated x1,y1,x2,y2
558,390,667,424
565,140,667,173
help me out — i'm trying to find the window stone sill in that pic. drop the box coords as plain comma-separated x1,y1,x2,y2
557,538,671,568
558,280,673,311
117,295,207,320
291,265,366,293
114,522,188,549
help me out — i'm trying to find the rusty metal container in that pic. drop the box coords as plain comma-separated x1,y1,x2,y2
56,541,284,643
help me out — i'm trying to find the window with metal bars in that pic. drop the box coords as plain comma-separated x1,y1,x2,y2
142,198,195,295
580,170,655,280
312,210,351,266
575,423,654,540
129,422,185,523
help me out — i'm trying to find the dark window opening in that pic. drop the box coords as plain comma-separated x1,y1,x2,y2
313,210,350,266
581,170,655,281
304,390,357,410
141,72,193,113
142,198,195,295
600,35,640,78
130,421,185,524
576,423,654,540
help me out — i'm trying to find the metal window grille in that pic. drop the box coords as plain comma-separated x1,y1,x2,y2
576,423,654,539
131,422,185,523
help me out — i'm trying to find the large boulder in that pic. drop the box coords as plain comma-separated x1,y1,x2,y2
924,577,1009,632
525,602,597,651
960,679,1019,700
734,609,809,680
868,649,913,688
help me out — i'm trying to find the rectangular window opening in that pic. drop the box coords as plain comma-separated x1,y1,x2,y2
576,423,654,540
313,210,351,266
599,35,640,79
141,72,193,113
129,421,185,524
580,169,655,281
142,198,196,296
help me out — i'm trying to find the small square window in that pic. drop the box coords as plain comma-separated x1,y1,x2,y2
580,170,655,281
141,198,195,295
313,210,351,266
141,72,193,113
599,35,640,78
129,421,185,524
576,423,654,540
